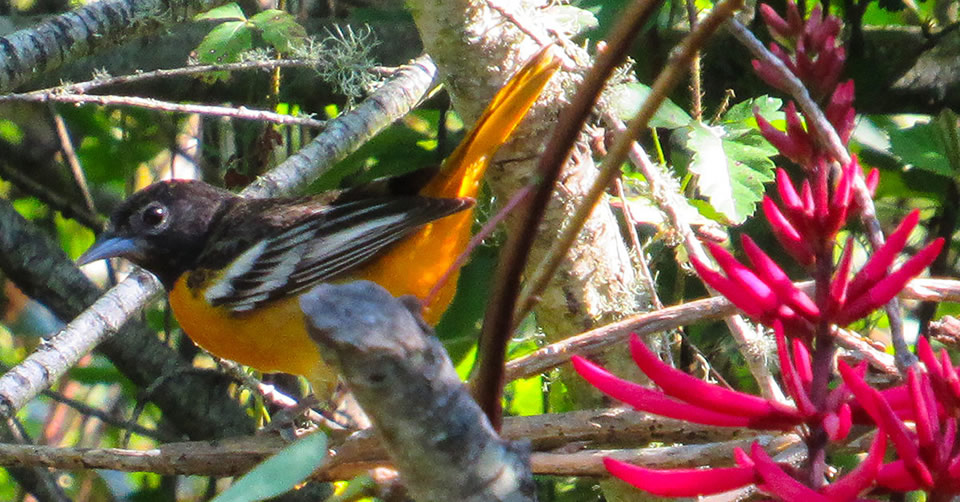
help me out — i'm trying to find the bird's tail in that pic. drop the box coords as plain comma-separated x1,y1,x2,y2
421,46,561,199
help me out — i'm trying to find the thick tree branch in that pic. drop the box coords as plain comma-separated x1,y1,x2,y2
301,281,535,502
0,0,230,92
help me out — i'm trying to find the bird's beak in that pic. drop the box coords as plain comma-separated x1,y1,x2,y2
76,235,140,266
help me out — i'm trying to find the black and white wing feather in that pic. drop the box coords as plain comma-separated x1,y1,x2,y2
203,196,470,312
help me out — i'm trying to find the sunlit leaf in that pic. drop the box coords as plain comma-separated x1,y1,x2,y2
250,10,308,54
211,432,328,502
610,82,692,129
195,2,246,21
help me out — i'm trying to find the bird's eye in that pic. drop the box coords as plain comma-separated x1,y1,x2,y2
140,202,167,228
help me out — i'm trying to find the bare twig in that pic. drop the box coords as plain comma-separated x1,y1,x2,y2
39,389,174,442
0,93,326,129
49,108,96,215
0,0,232,92
0,270,162,417
0,412,798,478
0,162,103,230
30,59,322,97
302,281,535,502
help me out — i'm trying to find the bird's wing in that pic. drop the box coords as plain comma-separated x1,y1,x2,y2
203,196,471,312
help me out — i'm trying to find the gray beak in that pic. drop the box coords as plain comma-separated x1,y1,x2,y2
76,235,140,266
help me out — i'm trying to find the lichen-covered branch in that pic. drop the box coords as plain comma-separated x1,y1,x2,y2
301,281,535,502
0,0,229,91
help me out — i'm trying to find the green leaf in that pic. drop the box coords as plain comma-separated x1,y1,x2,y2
680,122,776,224
195,3,246,21
888,121,953,177
211,432,328,502
194,21,254,82
720,95,783,136
249,10,308,54
505,375,545,416
609,82,691,129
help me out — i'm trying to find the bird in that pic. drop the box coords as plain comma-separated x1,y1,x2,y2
77,48,560,398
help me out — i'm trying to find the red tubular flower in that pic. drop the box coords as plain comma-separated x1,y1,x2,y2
602,458,759,497
757,103,814,166
826,81,856,143
759,2,802,46
742,237,819,319
762,196,815,266
691,242,816,335
915,337,960,414
835,237,944,325
840,361,935,489
846,210,920,299
757,1,846,100
572,335,804,430
776,323,817,417
826,237,855,318
750,443,831,502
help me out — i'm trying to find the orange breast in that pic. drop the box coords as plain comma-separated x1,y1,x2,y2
169,275,336,395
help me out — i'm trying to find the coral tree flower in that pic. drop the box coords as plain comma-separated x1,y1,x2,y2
840,338,960,496
692,202,943,331
572,334,804,429
576,330,886,499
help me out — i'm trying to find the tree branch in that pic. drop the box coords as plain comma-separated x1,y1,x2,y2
0,0,230,92
301,281,535,502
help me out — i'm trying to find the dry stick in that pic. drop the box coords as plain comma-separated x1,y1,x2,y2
613,177,661,309
685,0,703,121
0,93,327,129
0,162,103,230
49,108,96,215
25,59,322,97
724,19,915,370
604,111,784,401
38,389,174,442
0,414,795,478
503,277,960,383
473,0,667,431
0,55,439,417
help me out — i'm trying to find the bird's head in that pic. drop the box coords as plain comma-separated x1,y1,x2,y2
78,180,234,287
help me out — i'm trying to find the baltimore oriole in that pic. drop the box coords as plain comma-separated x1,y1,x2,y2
77,49,559,397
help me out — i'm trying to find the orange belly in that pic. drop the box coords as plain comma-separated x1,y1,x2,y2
169,276,336,394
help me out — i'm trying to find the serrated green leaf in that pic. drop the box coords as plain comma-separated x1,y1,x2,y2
609,82,691,129
195,3,246,21
681,122,776,224
195,21,254,82
888,121,953,177
211,432,328,502
250,10,307,54
721,96,783,136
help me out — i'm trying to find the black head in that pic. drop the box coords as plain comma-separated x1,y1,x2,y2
77,180,236,288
